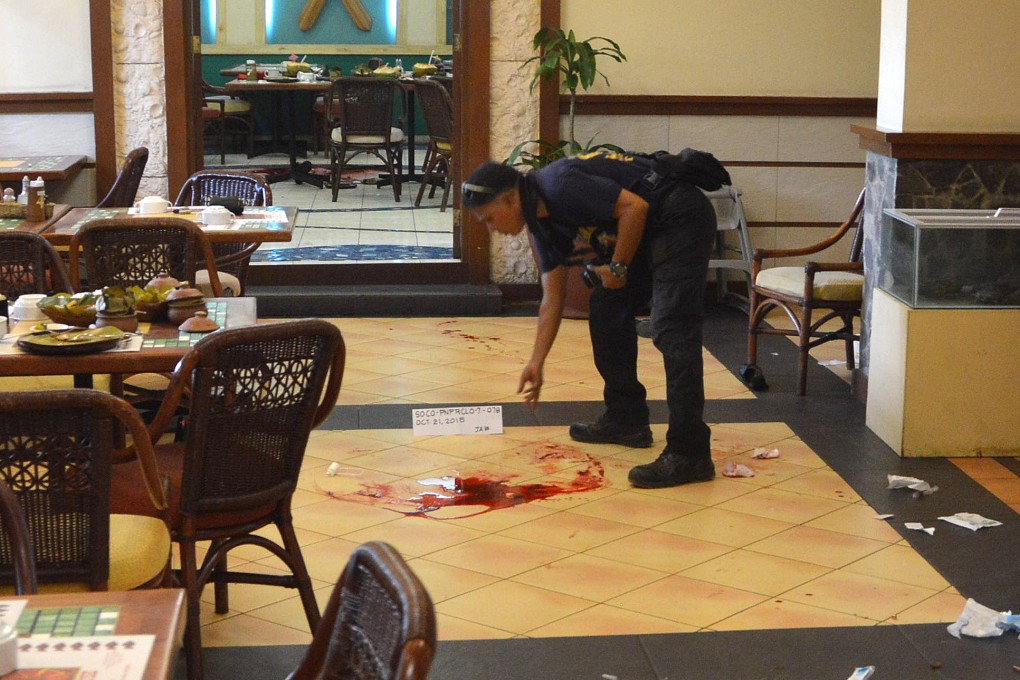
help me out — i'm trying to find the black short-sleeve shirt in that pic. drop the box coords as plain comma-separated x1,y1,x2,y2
529,150,680,272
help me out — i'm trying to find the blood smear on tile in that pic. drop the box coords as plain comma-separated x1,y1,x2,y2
320,442,607,518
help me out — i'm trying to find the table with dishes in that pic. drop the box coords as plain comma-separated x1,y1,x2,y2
0,588,185,680
0,202,71,235
0,155,88,184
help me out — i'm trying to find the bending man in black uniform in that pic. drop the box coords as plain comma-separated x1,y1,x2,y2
463,150,719,488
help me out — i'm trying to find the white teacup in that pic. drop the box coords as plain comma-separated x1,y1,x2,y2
201,205,233,226
11,294,47,322
135,195,172,214
297,71,316,83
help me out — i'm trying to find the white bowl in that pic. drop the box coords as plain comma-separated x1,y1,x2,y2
11,294,47,322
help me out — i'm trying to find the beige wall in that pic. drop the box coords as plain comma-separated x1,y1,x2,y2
562,0,880,96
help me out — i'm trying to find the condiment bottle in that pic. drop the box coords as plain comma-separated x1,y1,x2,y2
17,176,28,204
25,179,45,221
2,188,14,203
246,59,258,81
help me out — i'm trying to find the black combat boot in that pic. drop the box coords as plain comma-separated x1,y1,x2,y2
569,415,653,448
628,449,715,488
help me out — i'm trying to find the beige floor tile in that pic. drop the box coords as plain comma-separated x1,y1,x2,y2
436,580,595,635
411,385,510,404
805,502,905,542
245,582,336,630
760,437,828,468
721,421,796,442
717,457,823,487
565,490,701,528
843,544,951,591
415,501,559,533
303,430,394,463
410,434,521,459
782,571,940,621
291,496,400,536
950,457,1014,479
587,529,733,573
426,534,572,578
607,574,769,628
263,536,361,583
201,613,313,647
435,613,516,640
716,487,849,525
629,476,758,507
512,553,668,601
745,525,889,569
656,507,794,547
712,597,879,630
679,549,829,596
352,374,452,399
342,515,484,557
406,558,501,603
344,445,469,477
709,424,781,456
889,589,968,624
528,603,698,637
355,355,449,376
772,468,862,503
980,477,1020,504
498,512,641,552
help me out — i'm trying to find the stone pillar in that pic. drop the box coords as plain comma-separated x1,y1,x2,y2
855,0,1020,384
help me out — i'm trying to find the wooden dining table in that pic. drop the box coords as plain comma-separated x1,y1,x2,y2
0,296,256,380
0,155,88,183
0,588,186,680
0,203,72,236
40,205,297,248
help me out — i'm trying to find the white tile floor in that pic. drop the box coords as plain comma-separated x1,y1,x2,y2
207,151,455,263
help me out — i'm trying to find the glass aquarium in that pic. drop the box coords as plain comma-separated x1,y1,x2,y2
880,208,1020,308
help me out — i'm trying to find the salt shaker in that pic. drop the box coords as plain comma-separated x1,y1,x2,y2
2,188,15,203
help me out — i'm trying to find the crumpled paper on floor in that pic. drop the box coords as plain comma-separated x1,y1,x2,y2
938,512,1002,531
905,522,935,535
947,598,1020,639
752,447,779,459
887,474,938,496
722,462,755,478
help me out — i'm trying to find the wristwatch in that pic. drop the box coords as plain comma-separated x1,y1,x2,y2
608,261,629,280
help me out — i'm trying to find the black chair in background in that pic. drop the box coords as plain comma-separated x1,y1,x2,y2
326,77,406,203
413,78,454,212
96,146,149,208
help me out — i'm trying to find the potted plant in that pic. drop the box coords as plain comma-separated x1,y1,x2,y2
508,27,627,166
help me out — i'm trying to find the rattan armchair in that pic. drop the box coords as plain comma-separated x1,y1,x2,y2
413,78,454,212
326,77,406,202
0,390,170,593
286,541,437,680
0,231,73,300
740,188,866,395
96,146,149,208
0,479,37,595
175,169,273,296
109,319,346,680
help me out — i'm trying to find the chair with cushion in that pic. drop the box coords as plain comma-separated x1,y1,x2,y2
326,77,406,203
413,78,454,212
0,231,73,301
110,319,346,680
0,390,170,593
739,188,866,395
175,169,273,296
286,541,437,680
96,146,149,208
201,81,255,164
0,479,38,595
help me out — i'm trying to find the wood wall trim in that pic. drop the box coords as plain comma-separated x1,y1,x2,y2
0,93,94,114
89,0,116,194
568,95,877,118
539,0,561,145
852,124,1020,160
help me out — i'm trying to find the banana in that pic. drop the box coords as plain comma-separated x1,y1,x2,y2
341,0,373,32
299,0,326,31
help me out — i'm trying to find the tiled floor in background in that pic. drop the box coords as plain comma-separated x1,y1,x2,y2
207,152,455,264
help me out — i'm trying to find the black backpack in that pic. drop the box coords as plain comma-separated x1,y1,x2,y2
638,148,732,192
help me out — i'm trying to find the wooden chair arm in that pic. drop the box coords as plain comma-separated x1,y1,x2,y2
753,188,867,263
805,261,864,274
310,336,347,430
107,393,169,514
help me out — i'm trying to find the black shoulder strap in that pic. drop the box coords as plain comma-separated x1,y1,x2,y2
642,148,731,192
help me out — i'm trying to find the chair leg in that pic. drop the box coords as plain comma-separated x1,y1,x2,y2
278,519,321,631
179,540,206,680
212,540,230,615
797,307,813,396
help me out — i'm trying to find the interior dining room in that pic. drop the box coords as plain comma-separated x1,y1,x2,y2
1,1,1019,679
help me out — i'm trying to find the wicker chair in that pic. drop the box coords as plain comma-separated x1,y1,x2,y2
740,188,866,395
96,147,149,208
0,231,73,301
201,82,255,164
0,479,37,595
0,390,170,593
326,77,406,202
286,541,437,680
175,170,273,296
109,319,346,680
413,78,454,212
68,216,223,296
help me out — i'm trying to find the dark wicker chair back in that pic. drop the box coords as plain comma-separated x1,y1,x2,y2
96,147,149,208
175,170,273,290
413,79,454,211
288,541,437,680
69,217,222,295
0,390,116,590
0,479,38,595
326,77,405,202
0,231,73,300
